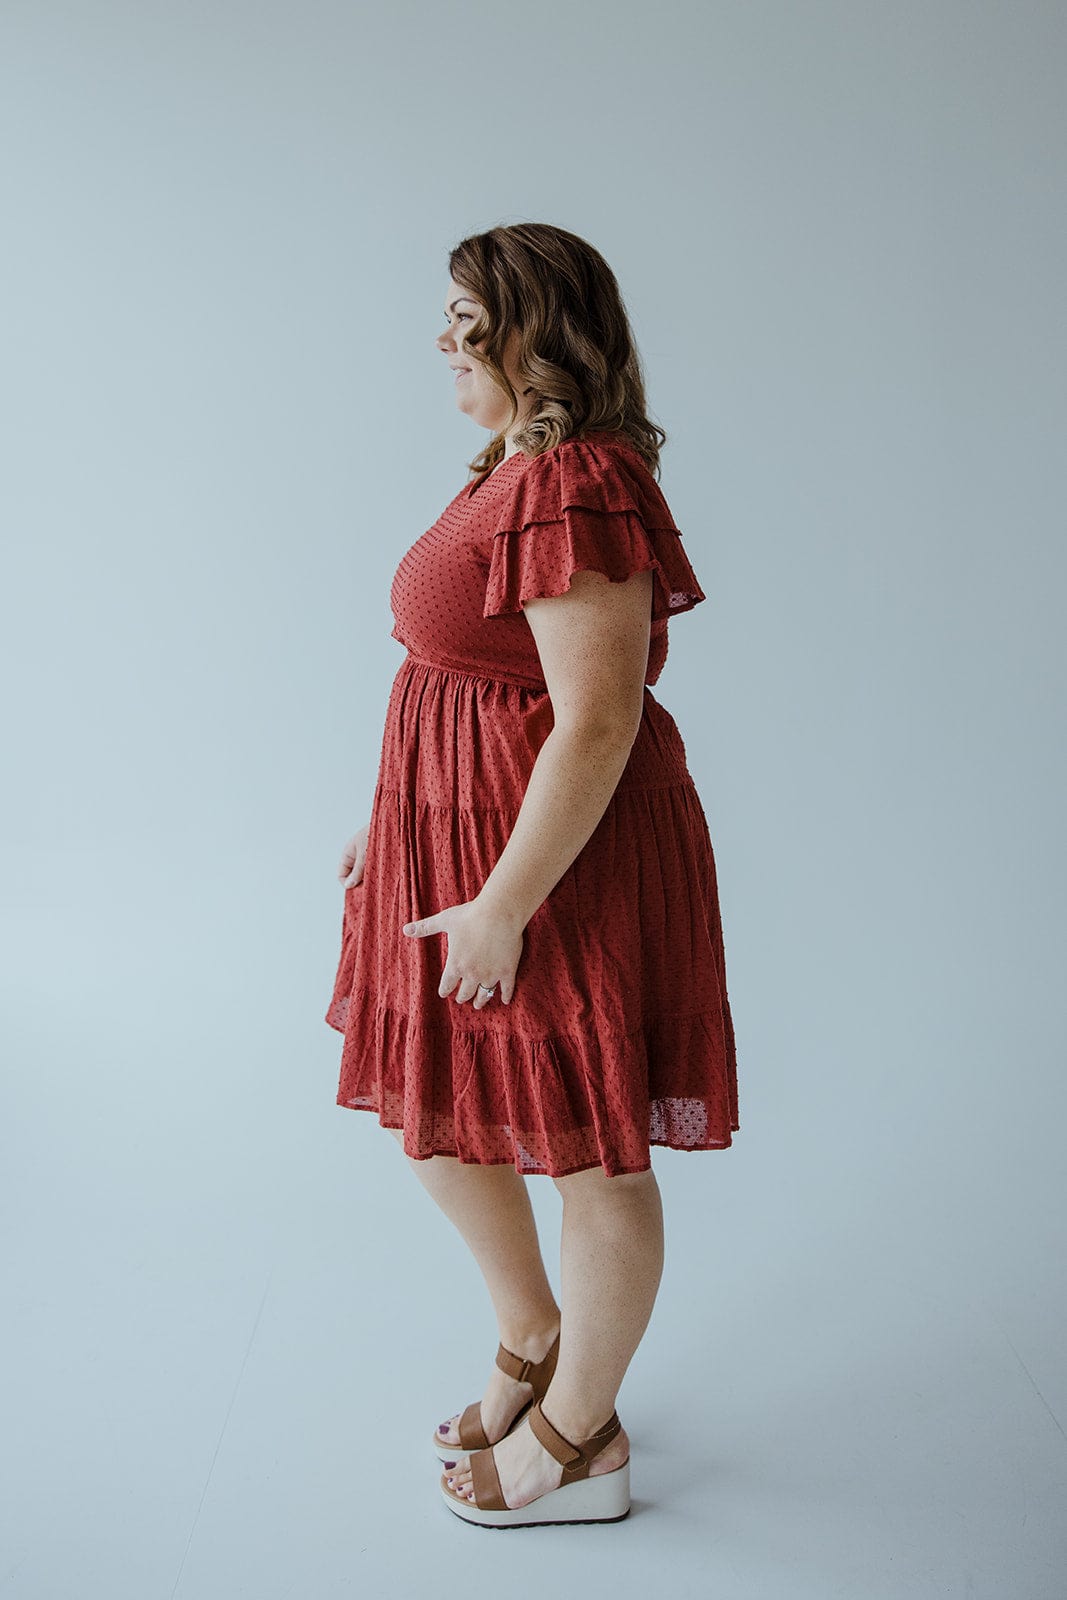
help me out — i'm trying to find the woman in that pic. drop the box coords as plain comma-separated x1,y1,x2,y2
325,222,739,1528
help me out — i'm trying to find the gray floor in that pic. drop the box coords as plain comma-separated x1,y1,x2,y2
4,955,1063,1600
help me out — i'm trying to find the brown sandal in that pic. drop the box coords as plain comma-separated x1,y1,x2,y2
431,1331,560,1462
440,1396,631,1527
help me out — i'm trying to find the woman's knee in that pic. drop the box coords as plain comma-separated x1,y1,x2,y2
552,1164,658,1200
385,1128,466,1174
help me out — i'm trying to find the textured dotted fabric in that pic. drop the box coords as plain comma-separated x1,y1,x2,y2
325,430,739,1177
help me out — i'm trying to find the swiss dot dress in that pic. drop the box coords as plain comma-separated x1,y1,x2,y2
325,430,739,1178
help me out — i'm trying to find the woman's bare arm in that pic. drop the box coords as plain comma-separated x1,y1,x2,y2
475,566,653,930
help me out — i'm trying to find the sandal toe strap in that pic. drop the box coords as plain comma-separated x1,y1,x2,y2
469,1443,509,1511
456,1400,489,1452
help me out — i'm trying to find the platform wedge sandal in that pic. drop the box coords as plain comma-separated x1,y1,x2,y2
440,1397,631,1528
431,1331,560,1463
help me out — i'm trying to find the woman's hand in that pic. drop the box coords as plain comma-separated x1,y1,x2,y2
402,894,525,1008
337,822,371,887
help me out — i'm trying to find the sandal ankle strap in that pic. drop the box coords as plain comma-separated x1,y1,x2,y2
495,1330,560,1391
528,1398,622,1482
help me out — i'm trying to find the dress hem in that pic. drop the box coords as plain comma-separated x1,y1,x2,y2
324,989,738,1177
333,1095,737,1178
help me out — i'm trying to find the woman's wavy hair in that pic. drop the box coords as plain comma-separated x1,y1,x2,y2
447,223,667,484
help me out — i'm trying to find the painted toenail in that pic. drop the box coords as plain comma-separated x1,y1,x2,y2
443,1460,456,1469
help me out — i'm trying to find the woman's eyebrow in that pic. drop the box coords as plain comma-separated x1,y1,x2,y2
446,296,478,313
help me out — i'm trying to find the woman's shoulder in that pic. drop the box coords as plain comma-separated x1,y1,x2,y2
523,428,648,474
505,430,678,531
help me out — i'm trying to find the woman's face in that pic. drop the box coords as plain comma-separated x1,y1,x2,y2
436,277,530,439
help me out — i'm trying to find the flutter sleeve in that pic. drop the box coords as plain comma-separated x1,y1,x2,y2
482,437,706,624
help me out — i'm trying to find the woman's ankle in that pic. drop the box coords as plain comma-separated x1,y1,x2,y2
497,1314,561,1358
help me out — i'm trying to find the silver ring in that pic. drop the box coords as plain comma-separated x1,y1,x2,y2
478,983,496,997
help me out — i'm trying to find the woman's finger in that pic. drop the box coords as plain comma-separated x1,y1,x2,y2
438,968,457,998
341,850,365,886
452,976,474,1005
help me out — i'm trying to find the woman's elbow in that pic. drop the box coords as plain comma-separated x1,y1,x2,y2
556,699,644,750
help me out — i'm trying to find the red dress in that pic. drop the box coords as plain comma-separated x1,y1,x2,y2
325,430,739,1177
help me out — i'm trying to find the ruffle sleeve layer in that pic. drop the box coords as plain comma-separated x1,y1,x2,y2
483,436,707,624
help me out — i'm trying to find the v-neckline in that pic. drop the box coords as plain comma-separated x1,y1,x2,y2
466,451,527,498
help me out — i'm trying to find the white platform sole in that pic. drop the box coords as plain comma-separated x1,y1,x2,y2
433,1433,490,1463
441,1457,631,1527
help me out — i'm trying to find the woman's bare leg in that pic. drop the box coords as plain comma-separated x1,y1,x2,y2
384,1130,560,1449
444,1164,663,1508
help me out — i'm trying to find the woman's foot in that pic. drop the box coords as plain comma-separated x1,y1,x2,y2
443,1406,630,1510
435,1322,560,1457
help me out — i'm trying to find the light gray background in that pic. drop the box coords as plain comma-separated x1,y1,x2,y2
2,2,1064,1596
